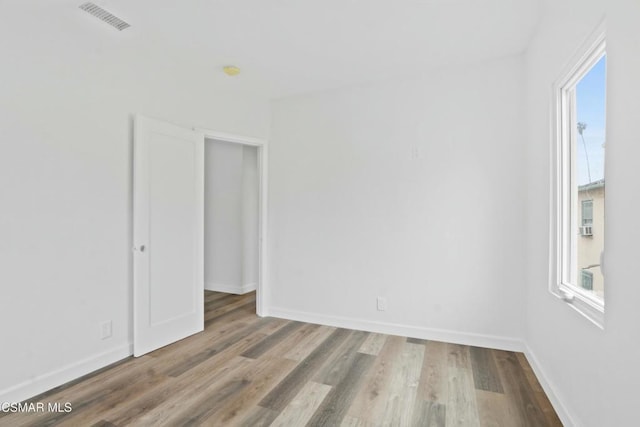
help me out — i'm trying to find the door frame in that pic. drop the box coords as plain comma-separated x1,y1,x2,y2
199,129,268,317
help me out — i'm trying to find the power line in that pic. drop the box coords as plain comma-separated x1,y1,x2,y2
577,122,593,184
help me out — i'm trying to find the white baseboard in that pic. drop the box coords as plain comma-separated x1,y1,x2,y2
265,307,524,352
0,343,132,404
205,282,256,295
523,344,575,427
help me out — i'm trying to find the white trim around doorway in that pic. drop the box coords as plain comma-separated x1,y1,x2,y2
198,128,268,317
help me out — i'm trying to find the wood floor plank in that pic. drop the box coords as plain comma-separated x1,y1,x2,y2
446,344,481,427
89,332,267,426
379,342,425,426
197,356,298,426
346,335,406,423
241,321,305,359
448,343,472,369
358,333,387,356
270,381,331,427
340,415,371,427
476,389,520,427
418,340,449,405
515,353,543,393
205,297,255,320
306,352,376,426
258,328,351,412
257,322,322,360
169,377,250,426
493,350,549,427
146,322,278,375
164,318,278,377
145,356,273,426
238,406,280,427
470,346,504,393
447,365,481,427
515,353,563,427
146,318,253,361
94,335,274,426
82,316,276,425
412,400,446,427
205,300,257,327
206,292,247,311
150,302,260,360
282,325,337,362
0,291,563,427
9,356,164,427
314,330,369,386
204,290,233,304
15,356,132,402
37,369,172,427
205,290,232,300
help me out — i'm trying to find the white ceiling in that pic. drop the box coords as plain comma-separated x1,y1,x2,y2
2,0,540,99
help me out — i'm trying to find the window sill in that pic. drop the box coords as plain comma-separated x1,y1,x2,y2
554,286,604,329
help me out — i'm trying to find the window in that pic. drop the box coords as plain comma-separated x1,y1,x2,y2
581,199,593,227
580,199,594,236
581,270,594,291
552,25,606,328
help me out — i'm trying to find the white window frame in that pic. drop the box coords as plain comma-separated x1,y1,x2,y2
550,23,606,329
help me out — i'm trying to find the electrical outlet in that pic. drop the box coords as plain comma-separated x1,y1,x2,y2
100,321,112,340
377,297,387,311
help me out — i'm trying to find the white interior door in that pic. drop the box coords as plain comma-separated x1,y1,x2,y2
133,115,204,357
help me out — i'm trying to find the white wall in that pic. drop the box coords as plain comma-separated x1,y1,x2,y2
205,140,244,288
524,0,640,425
204,140,258,293
0,32,270,402
267,56,527,348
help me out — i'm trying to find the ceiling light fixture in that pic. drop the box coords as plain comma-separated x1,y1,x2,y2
222,66,241,76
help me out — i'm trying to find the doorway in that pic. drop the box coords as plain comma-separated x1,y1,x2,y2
133,116,267,357
204,139,258,295
200,130,267,320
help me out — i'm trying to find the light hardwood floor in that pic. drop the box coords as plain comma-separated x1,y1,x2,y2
0,291,562,426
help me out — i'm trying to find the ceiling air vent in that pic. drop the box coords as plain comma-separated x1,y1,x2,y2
79,2,130,31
